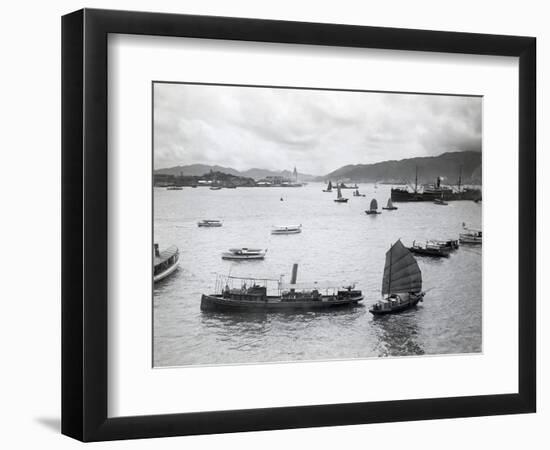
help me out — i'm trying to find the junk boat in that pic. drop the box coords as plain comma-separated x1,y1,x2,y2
201,263,363,312
334,185,349,203
323,180,333,192
365,198,381,215
271,224,302,235
153,244,179,283
222,248,267,260
369,240,425,315
408,240,450,258
459,224,482,245
209,186,222,190
353,189,366,197
198,219,223,227
382,198,398,210
166,186,183,190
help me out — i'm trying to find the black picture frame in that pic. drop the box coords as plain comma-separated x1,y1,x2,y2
62,8,536,442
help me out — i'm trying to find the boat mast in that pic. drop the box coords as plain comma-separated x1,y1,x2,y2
414,166,418,193
458,166,462,192
387,243,393,296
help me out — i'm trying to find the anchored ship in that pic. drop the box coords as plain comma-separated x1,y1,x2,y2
201,263,363,312
391,167,481,202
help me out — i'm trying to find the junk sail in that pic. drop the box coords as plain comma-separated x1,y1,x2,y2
337,185,342,199
327,180,332,190
382,240,422,295
386,199,393,208
370,198,378,211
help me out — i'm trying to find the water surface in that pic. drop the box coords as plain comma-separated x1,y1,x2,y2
153,183,482,367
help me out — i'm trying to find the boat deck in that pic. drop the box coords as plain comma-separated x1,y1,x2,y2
154,245,179,266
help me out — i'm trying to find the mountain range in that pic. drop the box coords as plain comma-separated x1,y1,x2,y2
154,164,318,181
320,151,481,184
154,151,481,185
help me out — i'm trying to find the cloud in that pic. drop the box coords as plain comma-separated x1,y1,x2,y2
154,83,482,175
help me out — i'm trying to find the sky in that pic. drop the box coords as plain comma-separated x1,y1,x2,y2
154,83,482,176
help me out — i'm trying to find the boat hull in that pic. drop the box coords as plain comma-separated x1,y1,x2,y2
365,211,381,215
221,254,265,260
153,262,179,283
201,294,363,312
334,199,348,203
369,293,423,315
459,237,482,245
409,247,450,257
391,188,481,203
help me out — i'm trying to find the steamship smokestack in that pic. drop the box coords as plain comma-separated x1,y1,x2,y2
290,263,299,285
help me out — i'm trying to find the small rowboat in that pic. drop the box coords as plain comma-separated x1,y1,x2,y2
198,219,223,227
271,224,302,235
221,248,267,260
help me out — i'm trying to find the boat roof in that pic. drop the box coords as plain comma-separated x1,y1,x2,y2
154,245,178,265
200,219,221,222
273,224,301,229
280,281,355,290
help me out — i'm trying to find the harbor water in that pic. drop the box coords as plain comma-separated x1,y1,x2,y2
153,183,482,367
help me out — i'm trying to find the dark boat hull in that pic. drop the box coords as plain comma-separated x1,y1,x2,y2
408,247,450,258
201,294,363,312
334,199,348,203
369,294,423,315
391,188,481,202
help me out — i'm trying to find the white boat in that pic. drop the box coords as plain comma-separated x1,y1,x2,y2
198,219,223,227
459,223,482,245
271,224,302,235
221,248,267,260
459,230,482,244
153,244,179,283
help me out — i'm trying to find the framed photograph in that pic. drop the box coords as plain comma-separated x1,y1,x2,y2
62,9,536,442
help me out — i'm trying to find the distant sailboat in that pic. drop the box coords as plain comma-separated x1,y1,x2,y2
365,198,381,214
334,184,349,203
323,180,333,192
382,198,398,210
369,240,425,315
353,188,366,197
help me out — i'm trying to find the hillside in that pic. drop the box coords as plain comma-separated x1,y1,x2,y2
154,164,317,181
321,151,482,185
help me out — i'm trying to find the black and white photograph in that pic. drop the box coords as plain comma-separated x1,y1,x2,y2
153,82,483,367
